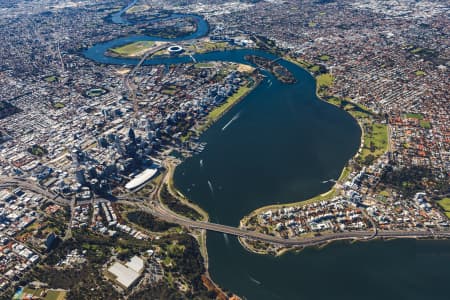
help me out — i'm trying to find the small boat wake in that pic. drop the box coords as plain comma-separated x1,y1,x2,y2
249,275,261,285
322,178,336,184
223,233,230,246
199,159,204,168
222,111,241,131
207,180,214,197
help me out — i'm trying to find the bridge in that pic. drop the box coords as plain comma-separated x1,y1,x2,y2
2,177,449,248
122,199,450,248
125,43,168,118
189,54,197,63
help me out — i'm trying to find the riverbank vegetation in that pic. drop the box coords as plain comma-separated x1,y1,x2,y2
194,62,214,68
251,35,284,56
284,56,327,75
244,55,296,84
126,210,178,232
165,161,209,223
160,184,203,221
320,96,388,167
241,189,339,223
126,4,150,14
316,73,333,88
239,54,390,242
141,17,198,39
209,85,252,122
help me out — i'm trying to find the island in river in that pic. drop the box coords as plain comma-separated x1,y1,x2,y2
245,55,297,84
81,2,450,300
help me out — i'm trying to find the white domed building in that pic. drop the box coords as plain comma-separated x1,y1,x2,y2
167,45,184,55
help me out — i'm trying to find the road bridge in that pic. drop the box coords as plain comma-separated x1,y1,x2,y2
120,199,450,248
2,177,449,248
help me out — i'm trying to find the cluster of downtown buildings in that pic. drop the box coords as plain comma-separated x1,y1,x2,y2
0,61,250,196
0,1,253,293
0,0,447,297
0,0,448,275
1,0,446,193
0,0,251,196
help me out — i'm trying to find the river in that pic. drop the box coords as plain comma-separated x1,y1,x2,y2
84,5,450,300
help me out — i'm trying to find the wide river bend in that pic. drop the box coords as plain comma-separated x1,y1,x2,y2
83,6,450,299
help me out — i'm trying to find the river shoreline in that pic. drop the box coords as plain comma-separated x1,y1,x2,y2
236,55,370,256
87,1,383,296
195,74,261,135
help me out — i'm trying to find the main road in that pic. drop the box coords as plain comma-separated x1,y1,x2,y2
0,177,67,205
120,198,450,248
2,176,449,249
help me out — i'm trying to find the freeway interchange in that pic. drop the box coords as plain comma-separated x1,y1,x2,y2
1,175,449,251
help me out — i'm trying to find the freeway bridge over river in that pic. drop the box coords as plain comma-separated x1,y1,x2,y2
2,177,450,248
122,199,450,248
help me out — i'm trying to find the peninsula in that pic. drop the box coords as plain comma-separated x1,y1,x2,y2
1,0,449,299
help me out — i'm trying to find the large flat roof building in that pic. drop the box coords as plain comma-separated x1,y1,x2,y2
124,168,158,190
107,256,144,289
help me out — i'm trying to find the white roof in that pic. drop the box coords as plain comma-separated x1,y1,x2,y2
108,262,140,288
125,168,157,190
126,256,144,273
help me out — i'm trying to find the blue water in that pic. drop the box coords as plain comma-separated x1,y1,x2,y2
110,0,138,24
83,3,450,299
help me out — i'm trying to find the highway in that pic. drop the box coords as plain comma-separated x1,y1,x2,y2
0,177,67,205
2,177,450,249
122,199,450,248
